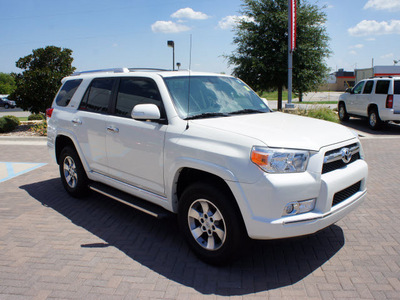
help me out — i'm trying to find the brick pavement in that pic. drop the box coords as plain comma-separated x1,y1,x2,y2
0,137,399,299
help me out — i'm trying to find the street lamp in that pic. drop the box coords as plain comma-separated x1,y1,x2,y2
167,40,175,71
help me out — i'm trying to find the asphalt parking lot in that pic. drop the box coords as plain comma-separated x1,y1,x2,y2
0,124,400,299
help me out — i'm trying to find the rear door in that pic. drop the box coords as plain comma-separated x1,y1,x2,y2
73,77,116,175
393,80,400,114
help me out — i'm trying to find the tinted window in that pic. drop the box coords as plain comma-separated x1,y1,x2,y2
394,80,400,94
375,80,390,94
80,78,114,113
363,81,374,94
115,78,162,117
352,81,364,94
55,79,82,107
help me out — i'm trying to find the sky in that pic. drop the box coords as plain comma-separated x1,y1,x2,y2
0,0,400,75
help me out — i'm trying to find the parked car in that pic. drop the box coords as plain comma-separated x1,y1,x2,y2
0,97,16,109
47,68,368,264
338,76,400,129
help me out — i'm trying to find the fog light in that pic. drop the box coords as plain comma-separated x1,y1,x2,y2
283,199,316,216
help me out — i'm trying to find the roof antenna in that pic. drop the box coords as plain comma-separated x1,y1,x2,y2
186,34,192,130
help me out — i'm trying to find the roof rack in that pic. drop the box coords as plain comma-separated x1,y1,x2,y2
72,67,170,76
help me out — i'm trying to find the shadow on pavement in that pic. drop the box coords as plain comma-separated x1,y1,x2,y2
20,178,344,296
341,118,400,137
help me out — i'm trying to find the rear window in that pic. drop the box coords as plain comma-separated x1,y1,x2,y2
394,80,400,94
363,81,374,94
375,80,390,94
55,79,82,107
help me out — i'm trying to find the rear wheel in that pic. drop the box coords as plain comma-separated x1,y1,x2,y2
368,108,382,130
4,104,9,109
178,182,245,265
338,102,349,121
59,146,89,197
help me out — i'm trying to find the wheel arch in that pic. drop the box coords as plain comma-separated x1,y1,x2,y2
55,135,78,165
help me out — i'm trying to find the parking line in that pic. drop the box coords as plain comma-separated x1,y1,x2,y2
0,162,47,183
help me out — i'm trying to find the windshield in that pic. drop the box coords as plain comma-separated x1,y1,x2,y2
164,76,270,119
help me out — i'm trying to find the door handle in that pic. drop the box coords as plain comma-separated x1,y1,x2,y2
71,118,82,125
106,126,119,133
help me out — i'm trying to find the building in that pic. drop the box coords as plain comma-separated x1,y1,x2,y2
320,69,355,91
355,65,400,83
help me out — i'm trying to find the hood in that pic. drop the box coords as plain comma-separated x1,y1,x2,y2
191,112,356,151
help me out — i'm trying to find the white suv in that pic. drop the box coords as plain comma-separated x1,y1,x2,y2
47,68,368,264
338,76,400,129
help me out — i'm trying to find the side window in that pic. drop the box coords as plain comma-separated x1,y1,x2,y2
353,81,365,94
55,79,82,107
115,78,162,118
375,80,390,94
79,78,114,113
394,80,400,94
363,81,374,94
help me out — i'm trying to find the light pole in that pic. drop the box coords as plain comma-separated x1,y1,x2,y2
167,40,175,71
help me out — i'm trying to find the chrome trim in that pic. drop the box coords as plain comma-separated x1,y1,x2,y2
89,186,159,218
324,144,360,164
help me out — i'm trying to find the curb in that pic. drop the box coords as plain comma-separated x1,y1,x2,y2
0,135,47,145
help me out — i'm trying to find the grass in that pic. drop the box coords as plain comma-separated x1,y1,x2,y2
17,117,29,121
284,107,339,123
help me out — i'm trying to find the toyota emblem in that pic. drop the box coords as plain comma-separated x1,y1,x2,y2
341,148,352,164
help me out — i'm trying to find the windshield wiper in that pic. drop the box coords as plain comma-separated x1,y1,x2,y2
185,112,228,120
229,109,266,115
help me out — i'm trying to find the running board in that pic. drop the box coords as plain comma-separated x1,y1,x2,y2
88,182,171,219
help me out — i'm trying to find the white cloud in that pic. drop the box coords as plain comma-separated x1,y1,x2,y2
349,44,364,49
218,15,254,30
151,21,191,33
365,37,376,41
381,53,394,59
348,20,400,36
364,0,400,11
349,50,357,55
171,8,209,20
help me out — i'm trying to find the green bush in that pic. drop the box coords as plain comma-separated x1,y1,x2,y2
284,107,339,123
28,113,45,121
0,116,19,133
3,115,20,126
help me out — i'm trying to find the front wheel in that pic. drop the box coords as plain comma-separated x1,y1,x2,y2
338,102,349,122
59,146,89,197
4,104,9,109
178,182,245,265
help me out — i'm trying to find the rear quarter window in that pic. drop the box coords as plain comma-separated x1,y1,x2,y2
394,80,400,94
375,80,390,94
55,79,82,107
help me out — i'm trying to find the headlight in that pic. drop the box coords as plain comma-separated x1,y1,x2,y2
251,146,310,173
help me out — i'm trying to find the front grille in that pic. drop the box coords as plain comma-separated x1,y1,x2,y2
332,181,361,207
322,143,360,174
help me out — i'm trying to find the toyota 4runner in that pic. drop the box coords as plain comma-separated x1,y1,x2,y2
47,68,368,264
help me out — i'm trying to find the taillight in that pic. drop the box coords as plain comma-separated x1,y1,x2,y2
46,108,54,118
386,95,393,108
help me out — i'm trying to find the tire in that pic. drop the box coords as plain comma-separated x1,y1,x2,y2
338,102,349,122
368,108,382,130
178,182,245,265
4,104,9,109
59,146,89,197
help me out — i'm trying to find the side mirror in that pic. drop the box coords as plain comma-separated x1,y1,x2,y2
131,104,161,120
345,88,353,94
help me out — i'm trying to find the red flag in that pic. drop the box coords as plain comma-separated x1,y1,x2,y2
290,0,297,52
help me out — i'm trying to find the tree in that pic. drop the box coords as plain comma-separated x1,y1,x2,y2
227,0,331,110
0,73,16,95
11,46,75,113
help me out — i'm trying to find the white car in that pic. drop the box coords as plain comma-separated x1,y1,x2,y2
47,68,368,264
338,76,400,129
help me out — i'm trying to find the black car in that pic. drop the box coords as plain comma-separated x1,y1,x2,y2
0,97,16,109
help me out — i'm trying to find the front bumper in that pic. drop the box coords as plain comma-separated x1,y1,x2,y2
229,147,368,240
